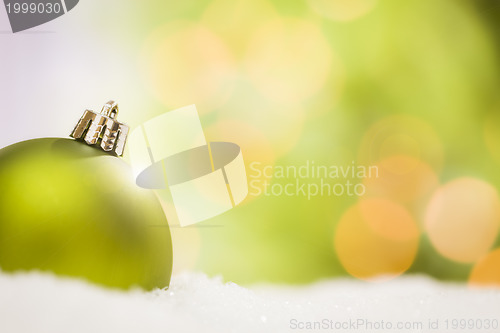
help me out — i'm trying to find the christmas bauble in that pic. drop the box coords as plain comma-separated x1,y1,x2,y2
0,138,172,290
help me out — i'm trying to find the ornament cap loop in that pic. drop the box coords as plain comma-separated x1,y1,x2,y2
70,101,129,156
101,101,119,119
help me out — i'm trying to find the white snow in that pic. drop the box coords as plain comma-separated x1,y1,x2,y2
0,271,499,333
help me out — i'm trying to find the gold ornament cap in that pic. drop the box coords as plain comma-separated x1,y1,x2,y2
70,101,129,156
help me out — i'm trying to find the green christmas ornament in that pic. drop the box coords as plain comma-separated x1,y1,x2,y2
0,101,172,290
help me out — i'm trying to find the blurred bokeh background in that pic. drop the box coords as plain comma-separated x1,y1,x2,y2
1,0,500,287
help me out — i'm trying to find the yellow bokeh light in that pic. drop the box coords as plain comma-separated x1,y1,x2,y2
425,178,500,263
244,18,338,105
335,199,419,281
203,119,276,203
359,198,420,242
307,0,377,22
358,115,444,172
140,21,237,115
379,135,421,172
363,155,439,213
170,226,202,274
216,95,306,158
202,0,278,58
469,248,500,288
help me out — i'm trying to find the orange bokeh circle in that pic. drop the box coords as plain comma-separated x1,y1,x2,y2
335,198,419,280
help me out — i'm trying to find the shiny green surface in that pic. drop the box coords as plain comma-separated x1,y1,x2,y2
0,138,172,290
